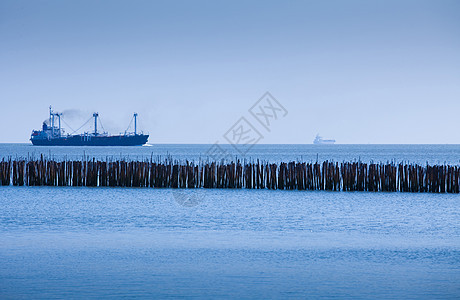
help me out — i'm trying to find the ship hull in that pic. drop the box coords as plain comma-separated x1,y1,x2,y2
313,141,335,145
31,134,149,146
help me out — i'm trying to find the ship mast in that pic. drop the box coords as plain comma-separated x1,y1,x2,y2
93,113,99,136
49,106,63,137
49,106,52,129
54,112,62,137
134,113,138,135
51,107,55,136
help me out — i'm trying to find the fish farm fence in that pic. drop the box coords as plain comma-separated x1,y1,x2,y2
0,157,459,193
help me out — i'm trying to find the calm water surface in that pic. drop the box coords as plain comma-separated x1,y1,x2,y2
2,143,460,164
0,144,459,298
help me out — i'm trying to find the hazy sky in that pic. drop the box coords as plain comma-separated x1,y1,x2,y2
1,0,459,144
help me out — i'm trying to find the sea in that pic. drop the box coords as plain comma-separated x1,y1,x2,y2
0,143,459,299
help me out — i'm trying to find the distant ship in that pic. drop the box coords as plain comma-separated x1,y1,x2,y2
313,134,335,145
30,107,149,146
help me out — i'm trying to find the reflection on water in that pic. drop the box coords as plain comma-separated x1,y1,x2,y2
0,186,459,298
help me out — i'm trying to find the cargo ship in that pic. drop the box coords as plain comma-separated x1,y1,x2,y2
31,107,149,146
313,134,335,145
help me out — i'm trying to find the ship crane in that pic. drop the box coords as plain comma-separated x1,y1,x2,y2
49,106,63,137
93,112,99,136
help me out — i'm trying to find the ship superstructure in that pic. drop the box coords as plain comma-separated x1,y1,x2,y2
313,134,335,145
30,106,149,146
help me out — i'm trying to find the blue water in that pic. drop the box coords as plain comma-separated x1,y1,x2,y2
1,144,459,298
2,143,460,164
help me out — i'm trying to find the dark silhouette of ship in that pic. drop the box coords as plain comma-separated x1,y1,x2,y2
31,107,149,146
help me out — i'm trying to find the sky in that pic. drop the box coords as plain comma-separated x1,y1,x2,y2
1,0,459,144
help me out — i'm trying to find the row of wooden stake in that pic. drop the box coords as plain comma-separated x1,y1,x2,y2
0,158,459,193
